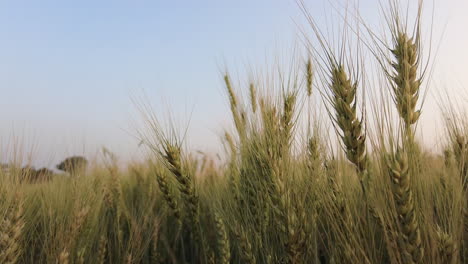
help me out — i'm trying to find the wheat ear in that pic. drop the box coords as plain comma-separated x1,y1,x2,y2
163,143,200,243
155,169,181,223
391,32,421,140
249,83,257,113
306,58,314,97
387,150,423,263
436,227,457,264
214,213,230,264
329,65,368,189
224,74,246,140
236,228,256,264
58,250,69,264
0,194,24,264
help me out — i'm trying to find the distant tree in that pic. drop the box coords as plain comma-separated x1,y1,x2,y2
35,168,54,182
19,166,54,183
20,166,36,181
0,163,9,173
56,156,88,176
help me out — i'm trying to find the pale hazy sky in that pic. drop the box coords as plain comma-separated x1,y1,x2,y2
0,0,466,167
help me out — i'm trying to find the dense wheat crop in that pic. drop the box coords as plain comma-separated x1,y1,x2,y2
0,1,466,263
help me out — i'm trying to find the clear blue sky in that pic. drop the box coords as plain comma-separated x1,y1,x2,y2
0,0,466,167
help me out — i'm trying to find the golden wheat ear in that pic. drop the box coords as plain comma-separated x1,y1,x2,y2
96,235,107,264
386,150,424,263
224,74,246,141
331,65,368,175
0,193,24,264
214,212,230,264
154,168,181,224
249,83,257,113
306,58,314,97
391,32,422,138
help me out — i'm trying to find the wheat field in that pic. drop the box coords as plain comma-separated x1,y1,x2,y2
0,1,467,263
